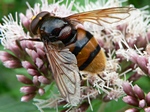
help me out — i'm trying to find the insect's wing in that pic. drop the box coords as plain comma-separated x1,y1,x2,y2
67,7,134,25
45,43,80,106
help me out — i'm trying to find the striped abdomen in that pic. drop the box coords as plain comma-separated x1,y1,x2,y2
67,28,106,73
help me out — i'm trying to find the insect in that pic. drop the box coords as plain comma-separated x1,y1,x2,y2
30,7,134,106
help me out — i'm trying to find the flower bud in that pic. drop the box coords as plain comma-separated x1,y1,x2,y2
35,58,44,68
20,86,37,94
33,76,40,86
4,60,21,68
144,107,150,112
136,56,148,74
38,76,50,84
21,93,35,102
125,108,139,112
122,82,135,97
8,44,23,57
36,48,46,59
139,99,146,108
16,75,33,84
19,13,30,29
20,40,35,50
25,48,38,61
27,68,41,76
123,96,139,106
146,44,150,55
145,92,150,106
133,85,145,100
22,61,35,69
38,88,45,96
0,51,16,62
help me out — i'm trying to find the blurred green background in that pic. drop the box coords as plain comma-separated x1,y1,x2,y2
0,0,150,112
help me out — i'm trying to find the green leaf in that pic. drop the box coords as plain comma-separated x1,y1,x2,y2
105,99,127,112
0,94,37,112
3,0,15,4
134,76,150,93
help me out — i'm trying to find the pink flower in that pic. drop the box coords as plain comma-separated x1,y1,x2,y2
123,82,150,111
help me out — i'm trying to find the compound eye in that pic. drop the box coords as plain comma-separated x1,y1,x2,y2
30,11,50,35
58,26,72,40
40,30,58,42
51,28,61,36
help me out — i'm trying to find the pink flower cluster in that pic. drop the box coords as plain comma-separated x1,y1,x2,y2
0,38,51,101
123,82,150,112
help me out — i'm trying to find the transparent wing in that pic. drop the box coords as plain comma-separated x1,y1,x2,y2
67,7,134,25
45,43,80,106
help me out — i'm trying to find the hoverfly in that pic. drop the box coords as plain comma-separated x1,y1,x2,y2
30,7,134,106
